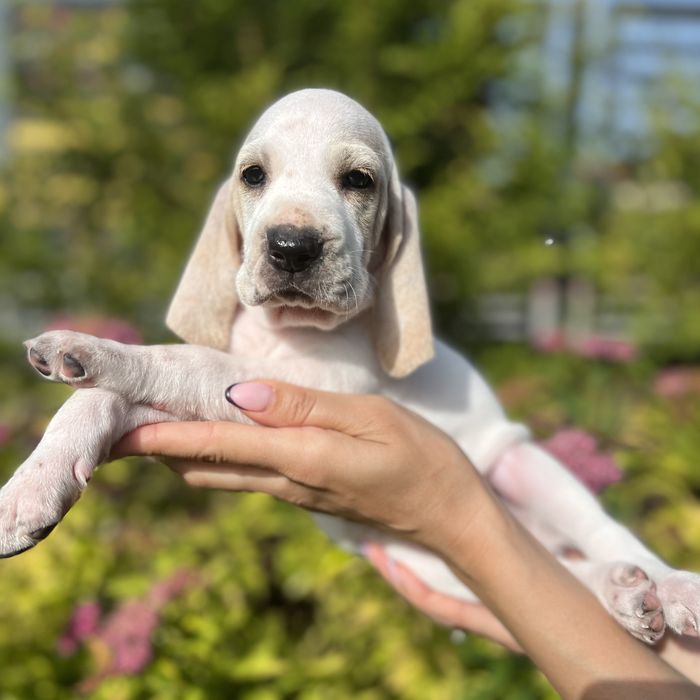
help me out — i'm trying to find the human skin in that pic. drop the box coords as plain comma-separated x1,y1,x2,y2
363,542,700,685
114,381,700,699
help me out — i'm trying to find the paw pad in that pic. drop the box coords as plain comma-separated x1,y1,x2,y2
24,332,95,386
62,353,86,379
28,347,51,376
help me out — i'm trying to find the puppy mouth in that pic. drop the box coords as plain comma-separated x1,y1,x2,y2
276,289,315,305
262,287,321,309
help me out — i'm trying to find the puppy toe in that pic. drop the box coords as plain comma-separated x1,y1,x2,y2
61,353,86,379
658,571,700,637
28,346,52,377
29,522,58,542
602,562,666,643
24,332,100,386
611,563,648,587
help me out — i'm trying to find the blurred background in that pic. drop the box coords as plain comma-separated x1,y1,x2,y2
0,0,699,698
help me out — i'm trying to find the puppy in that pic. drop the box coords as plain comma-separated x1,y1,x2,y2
2,89,698,643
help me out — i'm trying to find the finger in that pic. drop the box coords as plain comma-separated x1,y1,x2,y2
225,380,390,437
388,559,521,651
112,420,346,481
166,459,306,499
363,542,394,577
444,601,521,652
365,544,521,651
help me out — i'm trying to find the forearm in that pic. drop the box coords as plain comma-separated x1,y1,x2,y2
658,637,700,685
429,485,697,699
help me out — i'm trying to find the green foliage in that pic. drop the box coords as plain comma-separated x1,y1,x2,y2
0,367,554,699
1,0,700,697
2,343,699,698
589,124,700,359
0,0,532,338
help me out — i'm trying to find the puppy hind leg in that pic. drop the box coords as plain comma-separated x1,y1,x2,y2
489,442,669,570
492,444,700,638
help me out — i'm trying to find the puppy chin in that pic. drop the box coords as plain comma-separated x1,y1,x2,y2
239,289,369,330
264,305,349,330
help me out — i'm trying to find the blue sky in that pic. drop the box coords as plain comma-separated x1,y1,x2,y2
546,0,700,153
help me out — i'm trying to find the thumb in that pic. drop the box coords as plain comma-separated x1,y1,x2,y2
225,380,375,435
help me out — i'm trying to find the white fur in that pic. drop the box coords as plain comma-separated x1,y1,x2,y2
2,89,698,644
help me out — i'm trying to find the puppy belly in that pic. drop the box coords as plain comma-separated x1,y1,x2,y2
382,541,480,602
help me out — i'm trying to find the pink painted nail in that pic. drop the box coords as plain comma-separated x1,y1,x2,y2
360,542,378,560
225,383,273,412
386,557,402,586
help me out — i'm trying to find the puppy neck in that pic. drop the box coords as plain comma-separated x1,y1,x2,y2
229,305,373,362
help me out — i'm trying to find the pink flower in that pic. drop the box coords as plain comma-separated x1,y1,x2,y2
574,336,638,363
532,332,638,363
57,635,79,657
654,367,700,398
57,601,102,656
0,424,11,447
540,428,623,493
98,600,158,675
147,569,197,608
532,330,567,353
60,569,195,688
44,315,143,344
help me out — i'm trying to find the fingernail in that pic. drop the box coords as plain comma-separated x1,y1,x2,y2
360,542,375,559
386,557,401,586
225,382,273,412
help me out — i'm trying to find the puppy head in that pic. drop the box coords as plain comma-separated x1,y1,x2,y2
167,89,433,377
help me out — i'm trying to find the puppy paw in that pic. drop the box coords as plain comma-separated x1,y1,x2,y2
657,571,700,637
601,563,666,644
0,447,91,558
25,331,109,387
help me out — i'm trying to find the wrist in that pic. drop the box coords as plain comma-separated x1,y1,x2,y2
416,468,510,575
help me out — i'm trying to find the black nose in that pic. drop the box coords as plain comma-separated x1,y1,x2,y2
266,225,323,273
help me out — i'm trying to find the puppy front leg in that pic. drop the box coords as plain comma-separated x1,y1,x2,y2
0,389,174,558
25,330,245,420
24,329,365,421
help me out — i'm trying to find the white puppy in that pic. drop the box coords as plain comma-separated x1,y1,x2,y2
2,89,698,644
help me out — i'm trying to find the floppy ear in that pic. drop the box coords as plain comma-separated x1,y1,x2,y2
373,170,434,378
166,178,240,350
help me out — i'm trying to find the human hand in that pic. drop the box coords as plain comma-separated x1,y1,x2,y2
114,382,700,695
114,380,487,555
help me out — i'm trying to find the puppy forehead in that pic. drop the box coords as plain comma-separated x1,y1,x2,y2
243,89,389,159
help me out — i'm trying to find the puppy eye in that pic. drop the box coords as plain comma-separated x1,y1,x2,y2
342,169,373,190
242,165,266,187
